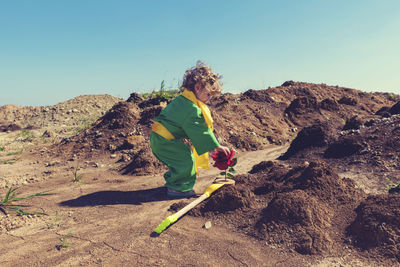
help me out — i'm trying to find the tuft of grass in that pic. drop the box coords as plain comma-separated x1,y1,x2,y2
16,130,35,142
56,230,73,250
1,158,18,165
45,211,63,229
383,177,399,192
6,149,22,156
72,116,99,136
72,163,84,184
0,187,53,215
0,147,4,152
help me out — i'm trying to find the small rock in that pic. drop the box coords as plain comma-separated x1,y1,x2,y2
120,154,131,162
203,221,212,229
110,154,117,159
108,144,117,151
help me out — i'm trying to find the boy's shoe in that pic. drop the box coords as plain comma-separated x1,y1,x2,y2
167,188,196,198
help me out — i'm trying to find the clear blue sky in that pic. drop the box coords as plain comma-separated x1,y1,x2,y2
1,0,399,106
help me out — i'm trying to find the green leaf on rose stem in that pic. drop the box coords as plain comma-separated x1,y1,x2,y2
220,172,226,176
227,173,234,179
232,158,237,167
228,167,236,173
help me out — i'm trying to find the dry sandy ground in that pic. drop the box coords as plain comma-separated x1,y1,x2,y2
0,144,396,266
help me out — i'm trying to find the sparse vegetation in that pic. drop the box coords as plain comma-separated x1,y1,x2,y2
0,187,53,215
1,158,18,164
72,116,100,136
16,130,35,142
56,230,73,250
383,177,399,192
72,162,84,184
141,80,180,102
45,211,63,229
154,89,180,102
1,83,400,265
6,149,22,156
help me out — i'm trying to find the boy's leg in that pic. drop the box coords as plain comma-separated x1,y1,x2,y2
150,133,196,192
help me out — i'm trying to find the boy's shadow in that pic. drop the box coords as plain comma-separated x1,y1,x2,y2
59,186,169,207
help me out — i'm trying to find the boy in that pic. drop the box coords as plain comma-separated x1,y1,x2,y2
150,62,230,197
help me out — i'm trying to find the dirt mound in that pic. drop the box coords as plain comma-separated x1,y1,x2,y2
343,115,364,130
185,160,366,256
52,101,165,175
260,190,333,254
281,113,400,190
0,95,122,128
192,185,255,214
324,137,364,158
320,98,340,111
389,100,400,115
47,81,396,178
279,123,335,160
285,95,319,115
349,194,400,261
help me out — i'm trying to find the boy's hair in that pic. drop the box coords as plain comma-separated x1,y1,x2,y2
182,61,222,96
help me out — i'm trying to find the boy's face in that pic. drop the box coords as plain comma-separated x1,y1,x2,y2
194,83,212,102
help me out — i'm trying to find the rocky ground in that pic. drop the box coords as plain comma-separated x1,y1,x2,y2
1,82,400,266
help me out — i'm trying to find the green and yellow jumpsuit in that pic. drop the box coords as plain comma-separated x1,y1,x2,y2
150,95,219,192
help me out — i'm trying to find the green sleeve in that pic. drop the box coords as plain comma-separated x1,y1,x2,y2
182,108,220,155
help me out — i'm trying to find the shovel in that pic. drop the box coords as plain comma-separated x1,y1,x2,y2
154,181,232,234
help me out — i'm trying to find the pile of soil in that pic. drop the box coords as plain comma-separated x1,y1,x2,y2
0,95,122,128
183,160,366,256
349,194,400,261
280,109,400,188
49,82,396,178
2,82,400,264
172,158,400,262
52,101,166,175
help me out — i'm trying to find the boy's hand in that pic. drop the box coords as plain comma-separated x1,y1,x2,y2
216,145,231,156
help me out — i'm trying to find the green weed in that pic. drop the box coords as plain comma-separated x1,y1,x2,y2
73,117,98,135
1,158,18,165
56,230,73,250
383,177,399,191
6,149,22,156
72,163,84,184
45,211,63,229
0,187,53,215
16,130,35,142
0,147,4,152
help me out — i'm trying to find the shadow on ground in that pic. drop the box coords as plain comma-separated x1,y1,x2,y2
59,186,168,207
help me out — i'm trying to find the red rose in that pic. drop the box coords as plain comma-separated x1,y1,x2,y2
227,159,235,167
211,149,235,170
213,160,229,170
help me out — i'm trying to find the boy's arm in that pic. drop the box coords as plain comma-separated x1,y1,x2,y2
182,109,219,155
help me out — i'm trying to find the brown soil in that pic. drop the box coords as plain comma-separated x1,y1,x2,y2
185,161,366,256
1,81,400,266
349,194,400,261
